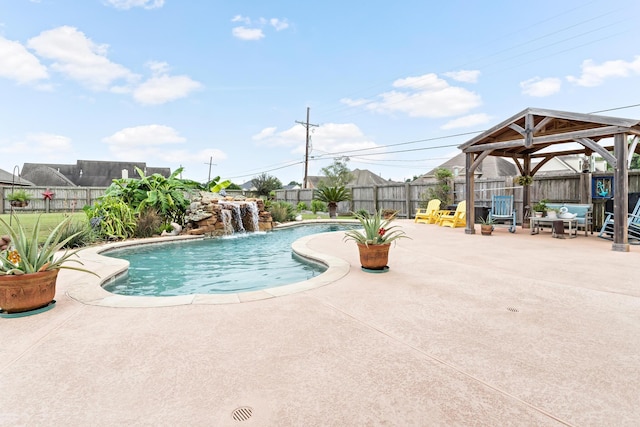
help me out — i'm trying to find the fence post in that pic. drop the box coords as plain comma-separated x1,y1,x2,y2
373,186,379,212
405,182,411,218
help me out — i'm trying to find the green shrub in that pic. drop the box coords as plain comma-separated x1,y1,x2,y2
355,209,369,218
297,202,308,212
310,200,326,214
269,201,295,222
84,196,136,240
57,219,98,249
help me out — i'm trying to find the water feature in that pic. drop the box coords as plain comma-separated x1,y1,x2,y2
103,223,356,296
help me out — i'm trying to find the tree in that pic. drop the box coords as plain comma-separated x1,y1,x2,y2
313,186,351,218
288,180,301,187
318,157,354,187
426,168,453,206
252,173,282,197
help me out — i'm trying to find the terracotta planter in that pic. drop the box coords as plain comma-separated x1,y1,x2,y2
480,224,493,236
357,243,390,270
0,269,58,314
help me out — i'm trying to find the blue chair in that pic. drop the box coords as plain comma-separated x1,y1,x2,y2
599,198,640,244
488,195,517,233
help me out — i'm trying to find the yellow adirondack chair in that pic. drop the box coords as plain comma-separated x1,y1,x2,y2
438,201,466,228
414,199,442,224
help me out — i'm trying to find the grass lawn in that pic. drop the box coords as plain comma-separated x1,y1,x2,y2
0,212,88,240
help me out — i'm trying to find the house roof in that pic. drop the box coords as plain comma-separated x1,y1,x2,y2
21,165,77,187
21,160,171,187
347,169,394,186
419,152,517,180
305,169,393,189
0,168,34,186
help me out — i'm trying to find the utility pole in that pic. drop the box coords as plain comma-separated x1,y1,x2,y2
205,156,217,184
296,107,319,188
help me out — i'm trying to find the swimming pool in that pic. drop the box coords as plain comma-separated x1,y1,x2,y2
103,223,356,296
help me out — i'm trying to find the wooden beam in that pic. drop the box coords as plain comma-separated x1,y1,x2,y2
529,148,593,158
512,155,524,175
533,116,553,133
612,133,629,251
464,139,525,152
533,126,628,144
576,138,616,166
531,156,555,175
470,150,492,173
525,114,534,148
508,123,525,135
464,125,629,153
628,136,639,168
465,152,475,235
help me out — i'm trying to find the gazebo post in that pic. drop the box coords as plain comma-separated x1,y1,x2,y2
523,155,532,227
465,152,475,234
612,133,629,252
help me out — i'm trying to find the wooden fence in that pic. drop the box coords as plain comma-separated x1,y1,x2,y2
0,186,108,215
275,171,640,228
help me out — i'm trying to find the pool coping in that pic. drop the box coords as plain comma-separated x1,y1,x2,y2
64,220,359,307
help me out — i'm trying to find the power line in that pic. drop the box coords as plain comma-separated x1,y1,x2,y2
589,103,640,114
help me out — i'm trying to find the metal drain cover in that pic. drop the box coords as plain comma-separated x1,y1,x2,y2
232,406,253,422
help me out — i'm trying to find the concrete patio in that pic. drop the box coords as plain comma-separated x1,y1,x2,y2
1,220,639,426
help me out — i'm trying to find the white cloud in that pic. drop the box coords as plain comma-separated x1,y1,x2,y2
104,0,164,10
154,148,227,164
103,139,227,169
102,125,186,147
133,74,202,105
0,133,73,158
441,113,493,130
231,15,290,40
443,70,480,83
270,18,289,31
232,27,265,41
252,127,277,141
0,36,48,84
27,26,137,91
27,132,73,151
231,15,251,25
342,73,482,118
520,77,562,97
253,122,380,156
567,56,640,87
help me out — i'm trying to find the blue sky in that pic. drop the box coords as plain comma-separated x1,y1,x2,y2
1,0,640,185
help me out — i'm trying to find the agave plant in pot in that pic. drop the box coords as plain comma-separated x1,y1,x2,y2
343,210,410,272
0,215,98,314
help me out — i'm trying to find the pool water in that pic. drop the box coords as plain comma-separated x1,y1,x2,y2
103,223,355,296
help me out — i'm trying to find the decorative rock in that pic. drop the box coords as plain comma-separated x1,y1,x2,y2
161,222,183,236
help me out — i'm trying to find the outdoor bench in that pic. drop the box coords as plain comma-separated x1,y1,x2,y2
545,203,593,236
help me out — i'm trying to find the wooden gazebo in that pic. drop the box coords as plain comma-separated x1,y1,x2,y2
459,107,640,251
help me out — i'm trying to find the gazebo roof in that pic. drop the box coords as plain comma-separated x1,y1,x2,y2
459,107,640,160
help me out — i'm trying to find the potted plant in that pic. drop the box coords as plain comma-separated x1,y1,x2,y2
546,207,559,219
478,216,495,236
381,209,399,220
7,189,32,208
532,199,548,217
313,186,351,218
343,210,410,271
514,175,533,186
0,215,98,314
